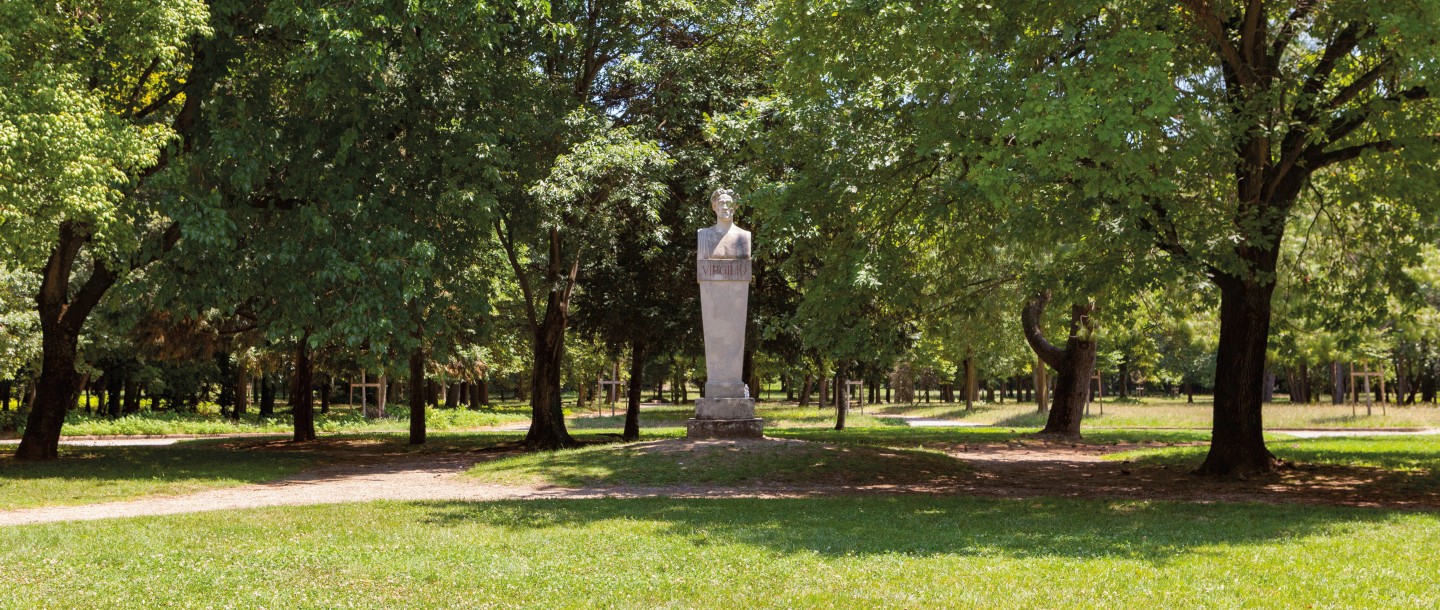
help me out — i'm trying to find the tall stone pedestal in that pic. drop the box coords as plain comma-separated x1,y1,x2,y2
689,189,763,439
688,397,763,439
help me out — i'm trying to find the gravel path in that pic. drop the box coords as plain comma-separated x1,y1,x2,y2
4,431,1438,527
0,452,574,527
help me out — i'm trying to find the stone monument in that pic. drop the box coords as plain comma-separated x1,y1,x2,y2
688,188,763,438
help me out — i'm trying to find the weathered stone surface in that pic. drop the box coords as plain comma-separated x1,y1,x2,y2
696,258,751,281
686,418,764,439
695,397,756,420
691,188,762,439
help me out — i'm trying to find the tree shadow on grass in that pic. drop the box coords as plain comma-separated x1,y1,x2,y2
468,439,972,487
414,495,1406,564
993,411,1049,428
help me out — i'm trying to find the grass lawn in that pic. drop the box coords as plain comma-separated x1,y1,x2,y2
0,441,315,510
1,497,1437,608
1112,435,1440,476
0,433,526,510
770,426,1213,447
38,404,532,437
873,398,1440,430
466,438,968,487
570,403,904,430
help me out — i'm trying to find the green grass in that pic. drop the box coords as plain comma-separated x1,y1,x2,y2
1112,435,1440,475
567,404,904,430
875,398,1440,430
0,440,316,510
0,432,536,510
1,498,1437,608
466,438,968,487
770,426,1212,448
10,404,533,438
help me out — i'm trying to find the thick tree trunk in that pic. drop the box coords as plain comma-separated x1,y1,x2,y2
15,324,83,460
1021,293,1096,439
799,374,813,407
478,377,489,406
1197,276,1279,476
15,224,120,460
0,381,10,411
409,347,425,445
525,295,576,449
624,339,644,441
292,340,316,442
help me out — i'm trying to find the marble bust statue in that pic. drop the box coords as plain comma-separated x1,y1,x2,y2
689,188,762,438
697,189,752,262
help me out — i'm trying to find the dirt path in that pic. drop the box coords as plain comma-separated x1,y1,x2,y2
2,437,1436,527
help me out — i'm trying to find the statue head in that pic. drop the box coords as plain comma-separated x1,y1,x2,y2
710,189,736,223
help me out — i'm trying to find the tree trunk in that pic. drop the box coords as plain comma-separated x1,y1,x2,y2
964,352,976,410
15,224,121,459
478,376,489,406
525,295,577,449
1261,368,1275,403
1034,358,1049,412
819,377,829,409
799,374,813,407
409,346,426,445
259,374,276,417
742,349,756,400
319,375,330,414
123,378,140,414
15,322,83,460
835,364,849,430
1118,358,1130,398
105,368,123,418
292,339,316,442
1331,361,1346,405
1021,293,1096,439
233,364,247,420
624,339,644,441
0,381,10,411
1197,276,1279,476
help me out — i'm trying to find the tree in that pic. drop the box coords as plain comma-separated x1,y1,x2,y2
773,0,1440,475
1,0,214,459
1021,293,1097,437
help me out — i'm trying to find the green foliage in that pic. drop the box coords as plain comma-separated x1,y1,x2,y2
0,0,209,266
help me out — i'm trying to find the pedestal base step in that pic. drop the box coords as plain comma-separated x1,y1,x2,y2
695,397,755,420
686,418,764,439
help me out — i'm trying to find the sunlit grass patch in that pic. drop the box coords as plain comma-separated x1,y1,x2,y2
1111,434,1440,480
2,497,1437,607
